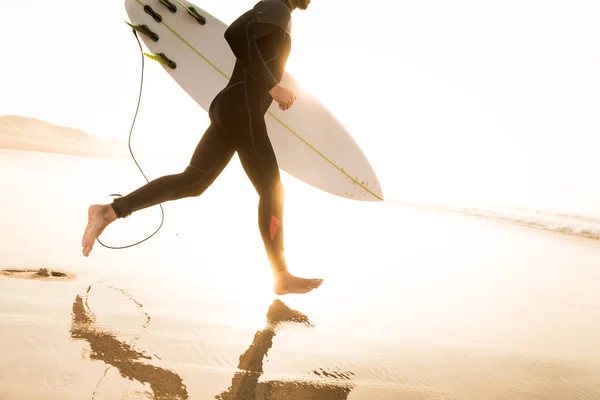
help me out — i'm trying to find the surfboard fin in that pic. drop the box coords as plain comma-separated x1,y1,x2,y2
187,6,206,25
143,5,163,23
174,0,206,25
143,52,177,70
125,21,159,42
159,0,177,13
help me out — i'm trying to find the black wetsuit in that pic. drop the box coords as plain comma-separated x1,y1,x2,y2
111,0,294,271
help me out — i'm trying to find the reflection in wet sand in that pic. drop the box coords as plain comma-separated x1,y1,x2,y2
70,285,188,400
216,299,355,400
70,286,353,400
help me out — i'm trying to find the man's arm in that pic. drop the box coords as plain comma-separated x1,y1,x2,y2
224,17,280,92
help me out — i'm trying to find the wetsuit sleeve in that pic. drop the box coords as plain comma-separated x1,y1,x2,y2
224,18,280,91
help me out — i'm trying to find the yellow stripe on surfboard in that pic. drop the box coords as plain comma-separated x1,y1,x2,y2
132,0,383,201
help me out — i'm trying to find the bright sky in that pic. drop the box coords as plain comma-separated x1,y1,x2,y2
2,0,600,211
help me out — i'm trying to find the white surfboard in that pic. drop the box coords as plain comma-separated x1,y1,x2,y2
124,0,383,201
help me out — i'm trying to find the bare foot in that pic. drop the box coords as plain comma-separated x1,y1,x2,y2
273,271,323,295
82,204,117,257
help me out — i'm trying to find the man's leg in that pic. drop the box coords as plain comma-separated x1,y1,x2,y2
230,107,322,295
82,123,235,256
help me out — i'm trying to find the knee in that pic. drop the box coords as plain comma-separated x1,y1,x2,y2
181,166,208,197
261,179,284,202
188,185,208,198
274,180,284,198
183,165,203,176
182,165,207,182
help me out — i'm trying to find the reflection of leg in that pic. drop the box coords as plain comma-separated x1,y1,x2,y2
215,300,311,400
81,123,234,256
261,373,354,400
70,288,189,399
238,300,312,372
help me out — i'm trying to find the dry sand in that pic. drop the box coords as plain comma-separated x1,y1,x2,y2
1,121,600,399
0,115,127,159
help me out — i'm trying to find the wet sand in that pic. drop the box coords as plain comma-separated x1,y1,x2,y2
2,268,75,281
1,147,600,399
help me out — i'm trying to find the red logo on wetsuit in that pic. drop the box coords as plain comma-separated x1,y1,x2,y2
270,216,281,241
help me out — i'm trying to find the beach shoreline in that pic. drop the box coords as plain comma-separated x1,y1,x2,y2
1,144,599,399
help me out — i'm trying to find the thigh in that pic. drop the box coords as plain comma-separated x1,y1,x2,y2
189,122,236,174
235,114,281,193
210,82,280,191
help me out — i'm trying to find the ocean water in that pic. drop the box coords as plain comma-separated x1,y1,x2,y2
1,148,600,399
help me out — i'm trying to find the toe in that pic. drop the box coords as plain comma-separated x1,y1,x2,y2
82,224,90,247
82,233,92,249
83,244,93,257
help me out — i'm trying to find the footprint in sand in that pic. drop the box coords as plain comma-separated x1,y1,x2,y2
1,268,75,281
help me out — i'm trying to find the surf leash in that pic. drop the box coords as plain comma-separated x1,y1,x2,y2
96,29,165,250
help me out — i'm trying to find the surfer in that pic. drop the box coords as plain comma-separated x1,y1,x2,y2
81,0,322,295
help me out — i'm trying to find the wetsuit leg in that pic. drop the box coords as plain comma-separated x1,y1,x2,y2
212,83,287,272
237,134,286,272
111,123,235,218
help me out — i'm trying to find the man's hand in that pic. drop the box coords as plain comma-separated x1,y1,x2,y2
269,84,296,111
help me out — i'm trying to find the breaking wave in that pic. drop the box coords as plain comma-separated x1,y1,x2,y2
389,200,600,241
